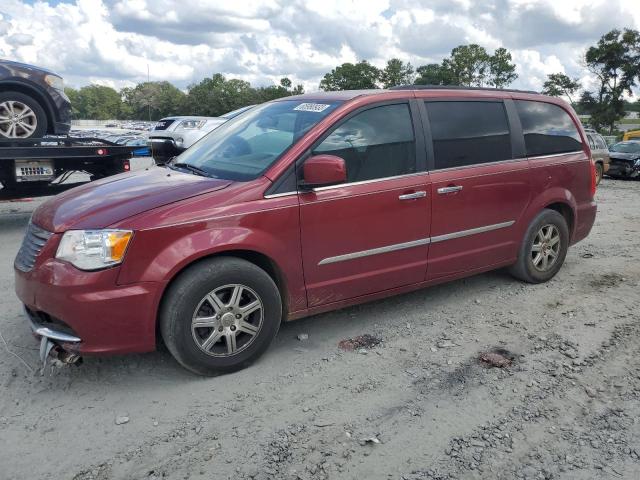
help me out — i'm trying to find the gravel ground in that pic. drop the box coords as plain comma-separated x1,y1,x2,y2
0,173,638,480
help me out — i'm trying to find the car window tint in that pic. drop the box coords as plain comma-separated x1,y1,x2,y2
425,101,512,169
313,103,416,182
515,100,583,156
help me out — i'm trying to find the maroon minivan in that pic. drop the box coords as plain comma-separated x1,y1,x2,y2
15,87,598,374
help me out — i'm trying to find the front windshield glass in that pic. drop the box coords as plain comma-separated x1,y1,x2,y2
610,142,640,153
176,100,342,181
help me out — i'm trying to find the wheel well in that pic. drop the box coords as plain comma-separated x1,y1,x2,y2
0,83,54,132
156,250,288,344
545,202,575,237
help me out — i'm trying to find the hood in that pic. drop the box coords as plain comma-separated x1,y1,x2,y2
32,167,232,233
0,59,59,77
609,152,640,161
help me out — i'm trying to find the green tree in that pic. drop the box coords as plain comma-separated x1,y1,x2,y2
67,85,122,120
488,47,518,88
542,73,582,105
184,74,256,117
121,81,187,120
380,58,414,88
319,61,380,91
580,29,640,132
254,77,304,103
415,44,518,88
414,63,455,85
444,44,491,86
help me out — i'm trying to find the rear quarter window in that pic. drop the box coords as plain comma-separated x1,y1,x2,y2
515,100,583,157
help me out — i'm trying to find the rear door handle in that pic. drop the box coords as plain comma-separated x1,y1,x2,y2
437,185,463,194
399,191,427,201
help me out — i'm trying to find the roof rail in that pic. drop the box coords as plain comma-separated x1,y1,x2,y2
389,85,540,95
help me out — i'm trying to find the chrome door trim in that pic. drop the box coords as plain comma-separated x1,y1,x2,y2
317,220,515,265
318,238,430,265
312,171,427,192
430,220,515,243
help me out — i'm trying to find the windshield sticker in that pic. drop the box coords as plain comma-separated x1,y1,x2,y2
294,103,331,113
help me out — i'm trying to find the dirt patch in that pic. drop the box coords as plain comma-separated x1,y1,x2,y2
479,348,515,368
338,334,382,351
589,272,626,289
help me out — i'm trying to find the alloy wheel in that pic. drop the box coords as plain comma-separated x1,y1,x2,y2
191,284,264,357
0,100,38,138
531,224,561,272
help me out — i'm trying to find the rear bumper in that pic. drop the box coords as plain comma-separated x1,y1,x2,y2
15,259,164,355
572,200,597,245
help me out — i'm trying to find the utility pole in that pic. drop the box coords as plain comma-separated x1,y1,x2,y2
147,63,151,121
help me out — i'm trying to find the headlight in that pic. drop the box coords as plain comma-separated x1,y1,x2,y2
178,120,205,129
56,230,133,270
44,74,65,91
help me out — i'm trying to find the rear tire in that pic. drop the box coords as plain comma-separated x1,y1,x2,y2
0,91,48,139
160,257,282,375
509,209,569,284
595,162,604,185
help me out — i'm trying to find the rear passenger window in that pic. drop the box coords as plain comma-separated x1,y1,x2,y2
595,135,607,149
586,134,596,149
515,100,582,156
314,103,416,183
425,101,512,169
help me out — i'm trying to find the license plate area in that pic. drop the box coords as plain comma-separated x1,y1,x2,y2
15,159,55,182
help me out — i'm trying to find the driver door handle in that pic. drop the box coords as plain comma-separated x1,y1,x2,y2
399,191,427,201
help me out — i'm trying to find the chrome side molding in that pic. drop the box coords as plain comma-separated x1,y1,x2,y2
318,220,515,265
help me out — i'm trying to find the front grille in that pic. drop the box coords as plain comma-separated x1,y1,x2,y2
154,119,175,131
15,222,53,272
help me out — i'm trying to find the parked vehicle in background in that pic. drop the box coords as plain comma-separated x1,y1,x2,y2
148,105,254,164
15,87,597,375
622,129,640,141
585,129,610,185
607,140,640,179
0,59,71,138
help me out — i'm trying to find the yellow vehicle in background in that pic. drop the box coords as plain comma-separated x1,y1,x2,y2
623,129,640,141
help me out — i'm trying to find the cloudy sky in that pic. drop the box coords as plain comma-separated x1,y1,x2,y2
0,0,639,95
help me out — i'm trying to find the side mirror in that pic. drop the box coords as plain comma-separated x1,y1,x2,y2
301,155,347,190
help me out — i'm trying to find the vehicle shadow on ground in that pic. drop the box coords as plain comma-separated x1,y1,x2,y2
22,268,518,389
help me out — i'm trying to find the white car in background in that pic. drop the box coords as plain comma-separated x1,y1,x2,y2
148,105,254,164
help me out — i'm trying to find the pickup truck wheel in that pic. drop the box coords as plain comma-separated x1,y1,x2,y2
160,257,282,375
0,91,48,139
509,209,569,284
595,162,604,185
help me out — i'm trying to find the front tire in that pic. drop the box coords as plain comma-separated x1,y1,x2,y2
509,209,569,284
160,257,282,375
0,91,48,139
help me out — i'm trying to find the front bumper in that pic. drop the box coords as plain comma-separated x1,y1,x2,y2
15,253,164,355
607,159,640,178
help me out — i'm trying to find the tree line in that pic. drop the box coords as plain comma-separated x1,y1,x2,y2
65,28,639,134
64,76,303,121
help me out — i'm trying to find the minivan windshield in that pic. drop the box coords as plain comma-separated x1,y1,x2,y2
175,100,342,181
609,142,640,154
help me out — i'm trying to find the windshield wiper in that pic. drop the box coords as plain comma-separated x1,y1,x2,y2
168,162,215,178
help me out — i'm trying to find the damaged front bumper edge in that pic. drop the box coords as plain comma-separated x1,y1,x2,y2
25,307,82,366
